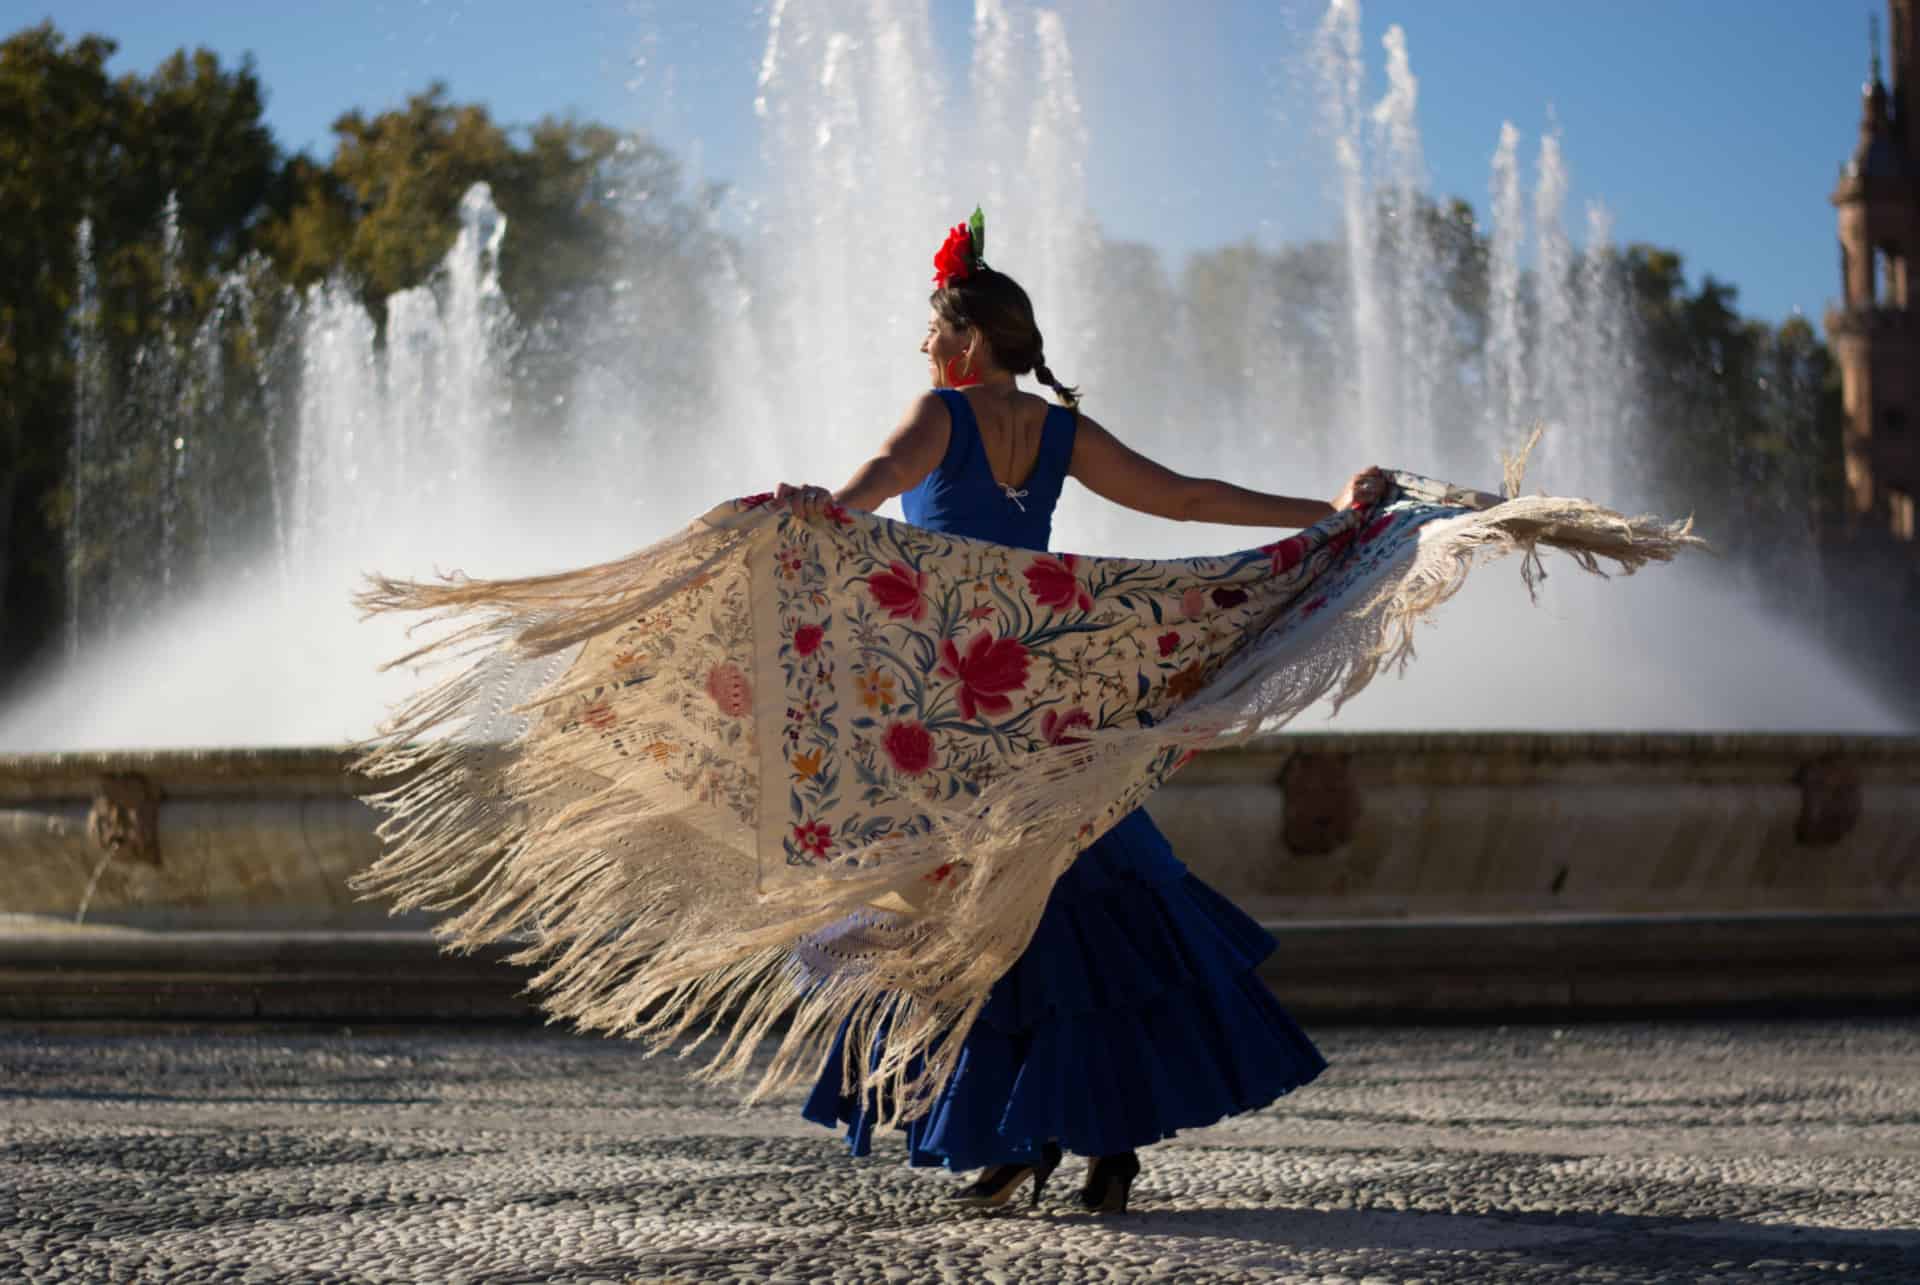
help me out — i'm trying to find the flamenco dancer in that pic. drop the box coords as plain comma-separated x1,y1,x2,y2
785,214,1384,1212
352,212,1693,1226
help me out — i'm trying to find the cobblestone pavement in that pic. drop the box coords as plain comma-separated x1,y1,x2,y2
2,1020,1917,1283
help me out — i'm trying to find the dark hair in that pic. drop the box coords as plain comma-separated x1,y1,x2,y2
930,268,1080,408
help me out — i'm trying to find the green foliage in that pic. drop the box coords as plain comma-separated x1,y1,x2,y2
110,47,278,268
0,21,720,689
1,27,134,673
2,24,295,675
257,84,671,330
1623,244,1843,547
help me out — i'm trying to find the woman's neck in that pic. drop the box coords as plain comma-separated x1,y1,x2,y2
964,373,1017,396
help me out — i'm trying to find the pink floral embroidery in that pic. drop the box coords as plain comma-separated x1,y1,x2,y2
882,720,936,775
1210,586,1249,609
937,631,1031,721
793,623,825,657
1260,535,1307,575
793,820,832,858
705,663,752,717
868,561,928,622
1180,587,1208,619
1024,554,1093,613
1040,708,1093,746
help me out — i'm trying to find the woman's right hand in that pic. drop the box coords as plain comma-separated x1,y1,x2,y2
776,482,835,521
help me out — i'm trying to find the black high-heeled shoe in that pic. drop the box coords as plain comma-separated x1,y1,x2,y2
949,1140,1063,1210
1078,1151,1140,1214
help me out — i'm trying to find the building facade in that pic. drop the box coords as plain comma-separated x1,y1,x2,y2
1829,0,1920,550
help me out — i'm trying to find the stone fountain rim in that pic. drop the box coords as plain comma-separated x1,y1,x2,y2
3,731,1919,799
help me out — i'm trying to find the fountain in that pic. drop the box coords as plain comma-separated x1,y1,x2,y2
66,218,101,661
7,0,1906,746
2,1,1913,1017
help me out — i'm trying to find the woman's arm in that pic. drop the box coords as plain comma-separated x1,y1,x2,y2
778,393,951,518
834,392,951,511
1069,414,1359,529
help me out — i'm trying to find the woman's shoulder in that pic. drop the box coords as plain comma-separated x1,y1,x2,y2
1019,388,1056,415
887,391,960,476
1007,388,1061,433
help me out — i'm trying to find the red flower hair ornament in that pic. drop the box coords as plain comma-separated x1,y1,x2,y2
932,206,987,288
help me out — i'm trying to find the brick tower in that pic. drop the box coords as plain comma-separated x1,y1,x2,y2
1829,1,1920,550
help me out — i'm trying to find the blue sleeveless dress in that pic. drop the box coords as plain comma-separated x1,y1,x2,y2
801,389,1327,1168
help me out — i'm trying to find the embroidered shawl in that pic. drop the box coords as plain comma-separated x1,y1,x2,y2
352,467,1699,1122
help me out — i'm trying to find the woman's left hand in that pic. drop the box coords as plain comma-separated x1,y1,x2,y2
1333,468,1389,511
776,482,835,521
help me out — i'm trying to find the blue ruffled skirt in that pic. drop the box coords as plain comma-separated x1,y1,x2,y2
800,808,1327,1169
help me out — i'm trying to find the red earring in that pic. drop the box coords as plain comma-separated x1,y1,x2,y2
943,355,981,389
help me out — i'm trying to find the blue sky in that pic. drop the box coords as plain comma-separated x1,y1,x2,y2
35,0,1887,327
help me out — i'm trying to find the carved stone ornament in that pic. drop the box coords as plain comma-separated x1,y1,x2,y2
87,773,163,866
1280,753,1359,856
1795,758,1861,847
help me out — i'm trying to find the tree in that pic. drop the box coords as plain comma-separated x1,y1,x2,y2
0,26,121,677
107,48,277,271
258,85,643,327
255,85,718,423
0,25,736,693
1619,245,1841,552
2,26,292,679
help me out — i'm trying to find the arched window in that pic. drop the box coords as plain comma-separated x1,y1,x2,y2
1873,244,1906,308
1890,489,1916,542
